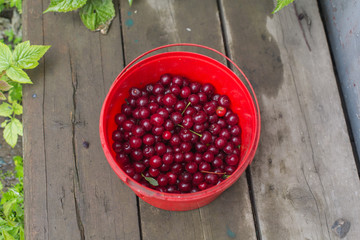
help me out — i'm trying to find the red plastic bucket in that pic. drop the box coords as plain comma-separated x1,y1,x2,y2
99,44,260,211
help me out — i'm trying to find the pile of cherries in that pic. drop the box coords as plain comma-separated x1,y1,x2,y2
111,74,242,194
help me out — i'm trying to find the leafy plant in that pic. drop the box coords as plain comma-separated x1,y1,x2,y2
2,30,22,50
273,0,295,13
44,0,116,32
0,156,24,240
0,41,50,147
43,0,134,32
0,0,22,14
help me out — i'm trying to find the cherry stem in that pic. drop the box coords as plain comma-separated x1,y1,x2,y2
200,170,226,175
181,102,191,115
125,98,129,104
177,124,202,137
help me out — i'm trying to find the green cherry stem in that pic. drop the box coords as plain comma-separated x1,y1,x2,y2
177,124,202,137
181,102,191,115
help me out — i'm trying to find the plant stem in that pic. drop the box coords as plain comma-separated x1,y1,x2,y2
201,170,226,175
181,102,191,115
177,124,202,137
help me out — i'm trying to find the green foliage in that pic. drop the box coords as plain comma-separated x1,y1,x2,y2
0,156,24,240
0,41,50,147
44,0,122,32
79,0,115,31
141,173,159,186
273,0,295,13
43,0,87,13
0,0,22,14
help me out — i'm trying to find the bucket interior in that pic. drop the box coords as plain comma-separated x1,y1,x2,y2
100,51,259,205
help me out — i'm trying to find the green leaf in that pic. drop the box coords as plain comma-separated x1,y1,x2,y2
0,42,12,72
10,0,22,13
8,83,22,102
6,66,32,84
0,91,6,100
128,0,133,7
141,173,159,186
0,80,12,91
2,229,16,240
1,120,8,128
0,102,13,117
3,118,22,148
272,0,295,13
79,0,115,31
0,180,3,192
19,227,24,240
14,156,23,179
3,198,17,219
12,102,22,115
12,41,51,69
44,0,87,13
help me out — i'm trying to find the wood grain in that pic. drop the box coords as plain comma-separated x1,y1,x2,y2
23,0,140,239
22,0,48,239
221,0,360,239
120,0,257,239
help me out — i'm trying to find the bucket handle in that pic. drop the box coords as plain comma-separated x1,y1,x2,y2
119,43,261,161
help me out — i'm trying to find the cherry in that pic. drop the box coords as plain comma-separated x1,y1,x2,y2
216,106,227,117
174,101,186,112
130,149,143,161
115,113,127,126
143,134,155,146
180,86,191,98
116,153,130,166
150,113,165,127
201,83,215,95
185,162,198,173
129,136,142,149
170,112,183,124
225,154,239,166
218,95,231,108
157,174,169,187
163,93,177,107
188,94,200,105
143,146,155,158
140,119,152,131
134,162,146,173
132,126,145,137
149,156,162,168
148,167,160,177
152,84,165,95
178,182,192,193
189,82,201,93
112,130,123,141
112,142,123,153
192,172,204,185
166,172,177,185
121,104,132,116
160,73,172,86
130,87,141,99
162,130,172,140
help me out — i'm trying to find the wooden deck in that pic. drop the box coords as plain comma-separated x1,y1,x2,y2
22,0,360,239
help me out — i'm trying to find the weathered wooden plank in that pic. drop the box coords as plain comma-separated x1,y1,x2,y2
120,0,256,239
221,0,360,239
23,0,140,239
22,0,49,239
